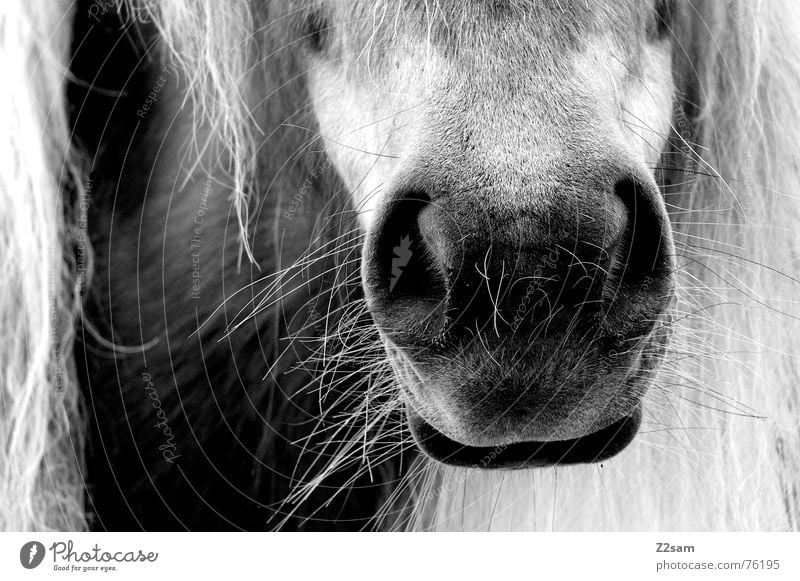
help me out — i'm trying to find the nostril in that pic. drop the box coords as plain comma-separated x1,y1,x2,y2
612,177,670,285
367,191,447,323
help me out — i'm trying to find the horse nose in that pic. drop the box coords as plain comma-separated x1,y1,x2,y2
364,172,671,345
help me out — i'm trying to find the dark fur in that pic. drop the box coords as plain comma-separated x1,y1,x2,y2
72,2,410,531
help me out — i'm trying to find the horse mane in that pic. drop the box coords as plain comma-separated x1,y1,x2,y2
1,0,799,530
0,0,85,530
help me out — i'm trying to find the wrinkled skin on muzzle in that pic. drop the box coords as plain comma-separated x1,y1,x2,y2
293,0,678,467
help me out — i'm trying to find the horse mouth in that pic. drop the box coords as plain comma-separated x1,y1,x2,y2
406,404,642,469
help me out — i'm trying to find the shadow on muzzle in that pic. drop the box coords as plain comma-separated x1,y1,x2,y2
363,164,675,469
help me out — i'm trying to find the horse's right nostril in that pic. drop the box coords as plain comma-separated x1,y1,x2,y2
365,192,448,338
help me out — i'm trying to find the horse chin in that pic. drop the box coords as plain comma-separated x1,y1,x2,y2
405,404,642,469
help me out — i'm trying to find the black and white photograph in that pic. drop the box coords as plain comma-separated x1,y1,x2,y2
0,0,799,577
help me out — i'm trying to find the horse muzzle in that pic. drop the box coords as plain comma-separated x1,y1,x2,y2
363,161,676,468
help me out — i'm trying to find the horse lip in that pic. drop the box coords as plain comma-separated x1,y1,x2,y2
405,404,642,469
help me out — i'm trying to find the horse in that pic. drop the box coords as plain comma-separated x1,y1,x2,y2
2,0,800,531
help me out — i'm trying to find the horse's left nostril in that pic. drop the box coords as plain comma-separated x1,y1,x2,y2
610,177,673,287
